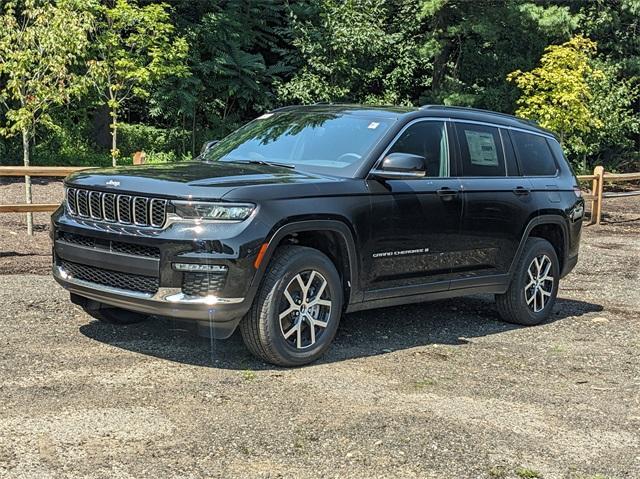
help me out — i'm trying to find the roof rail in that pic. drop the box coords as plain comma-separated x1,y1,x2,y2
419,104,540,127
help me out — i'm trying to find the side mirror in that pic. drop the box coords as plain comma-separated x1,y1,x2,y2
200,140,219,156
370,152,426,180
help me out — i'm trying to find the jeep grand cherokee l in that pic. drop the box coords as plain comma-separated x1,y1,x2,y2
52,105,584,366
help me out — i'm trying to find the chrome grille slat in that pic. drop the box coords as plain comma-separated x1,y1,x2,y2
66,188,77,215
149,199,167,227
133,197,149,225
102,193,117,222
89,191,102,219
117,195,132,224
76,190,89,217
64,188,166,228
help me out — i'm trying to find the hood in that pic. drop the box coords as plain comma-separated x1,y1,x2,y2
65,161,341,200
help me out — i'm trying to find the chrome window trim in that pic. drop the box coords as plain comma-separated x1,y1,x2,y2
450,118,556,140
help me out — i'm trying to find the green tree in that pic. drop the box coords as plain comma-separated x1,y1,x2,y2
277,0,426,105
508,36,606,170
0,0,91,234
418,0,578,111
88,0,188,166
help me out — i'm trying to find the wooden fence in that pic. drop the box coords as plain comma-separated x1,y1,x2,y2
1,165,639,225
576,168,640,225
0,166,89,214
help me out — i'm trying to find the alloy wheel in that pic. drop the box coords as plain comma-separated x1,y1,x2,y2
279,270,332,349
524,254,554,313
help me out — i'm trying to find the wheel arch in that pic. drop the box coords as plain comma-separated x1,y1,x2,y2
249,219,361,307
510,215,570,279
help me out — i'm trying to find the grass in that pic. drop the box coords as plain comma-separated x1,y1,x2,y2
241,369,257,381
414,378,437,390
516,467,543,478
488,465,507,478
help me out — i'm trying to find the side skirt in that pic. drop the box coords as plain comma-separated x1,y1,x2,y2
348,275,510,313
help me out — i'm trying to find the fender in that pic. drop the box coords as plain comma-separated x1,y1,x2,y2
247,219,362,306
508,214,570,278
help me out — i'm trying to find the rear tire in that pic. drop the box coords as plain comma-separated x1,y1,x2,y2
82,305,150,325
240,246,343,367
496,237,559,326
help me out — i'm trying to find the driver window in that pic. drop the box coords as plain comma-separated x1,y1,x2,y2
387,121,449,177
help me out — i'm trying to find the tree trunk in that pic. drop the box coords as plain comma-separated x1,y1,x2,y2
191,102,197,157
110,110,118,167
22,129,33,236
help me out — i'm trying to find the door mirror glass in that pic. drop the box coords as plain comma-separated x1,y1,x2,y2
372,152,427,179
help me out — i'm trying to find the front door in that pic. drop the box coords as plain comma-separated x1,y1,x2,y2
363,120,464,300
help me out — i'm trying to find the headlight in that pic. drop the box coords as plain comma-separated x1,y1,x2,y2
172,201,255,221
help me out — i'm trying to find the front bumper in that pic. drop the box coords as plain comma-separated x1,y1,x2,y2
51,207,268,338
53,264,247,338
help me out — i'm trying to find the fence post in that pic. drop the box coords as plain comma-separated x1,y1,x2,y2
133,151,146,165
592,165,605,225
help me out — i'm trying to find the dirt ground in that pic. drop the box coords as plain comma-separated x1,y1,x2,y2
0,178,639,479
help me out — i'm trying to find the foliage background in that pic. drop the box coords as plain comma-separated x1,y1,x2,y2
1,0,639,173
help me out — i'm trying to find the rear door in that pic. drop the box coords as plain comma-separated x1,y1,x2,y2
453,121,535,286
363,119,465,299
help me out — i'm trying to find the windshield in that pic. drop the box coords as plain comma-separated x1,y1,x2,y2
201,111,394,176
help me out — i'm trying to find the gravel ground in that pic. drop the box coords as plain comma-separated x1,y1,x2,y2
0,179,639,478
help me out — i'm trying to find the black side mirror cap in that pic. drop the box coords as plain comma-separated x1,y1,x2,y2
370,152,427,180
200,140,219,156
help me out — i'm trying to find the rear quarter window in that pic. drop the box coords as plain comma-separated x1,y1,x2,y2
510,130,558,176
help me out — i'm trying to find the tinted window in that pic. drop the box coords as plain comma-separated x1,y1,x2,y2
387,121,449,177
455,123,506,177
500,128,520,176
511,130,558,176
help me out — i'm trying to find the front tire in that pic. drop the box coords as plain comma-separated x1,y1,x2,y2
240,246,343,367
496,238,559,326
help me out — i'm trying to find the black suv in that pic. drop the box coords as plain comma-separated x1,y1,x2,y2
52,105,584,366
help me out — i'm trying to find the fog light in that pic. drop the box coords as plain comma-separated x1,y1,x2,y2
173,263,228,273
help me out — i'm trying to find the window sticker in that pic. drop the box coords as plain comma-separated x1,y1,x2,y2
464,130,498,166
257,113,274,120
367,122,380,129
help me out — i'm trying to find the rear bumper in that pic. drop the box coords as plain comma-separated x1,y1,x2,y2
53,264,248,338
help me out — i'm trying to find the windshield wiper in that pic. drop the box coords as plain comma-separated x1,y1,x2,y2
226,158,295,169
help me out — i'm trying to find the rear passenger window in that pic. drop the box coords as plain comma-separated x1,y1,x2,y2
510,130,558,176
455,123,506,177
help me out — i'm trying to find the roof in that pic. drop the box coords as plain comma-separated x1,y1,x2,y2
270,103,556,138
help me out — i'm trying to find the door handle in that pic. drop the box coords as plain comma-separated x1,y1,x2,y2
436,187,458,200
512,186,530,196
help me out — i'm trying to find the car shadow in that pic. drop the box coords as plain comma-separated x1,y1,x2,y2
79,295,603,370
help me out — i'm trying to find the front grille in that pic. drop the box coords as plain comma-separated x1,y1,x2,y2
59,232,96,248
182,272,227,297
111,240,160,258
59,259,159,294
58,231,160,259
66,188,167,228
